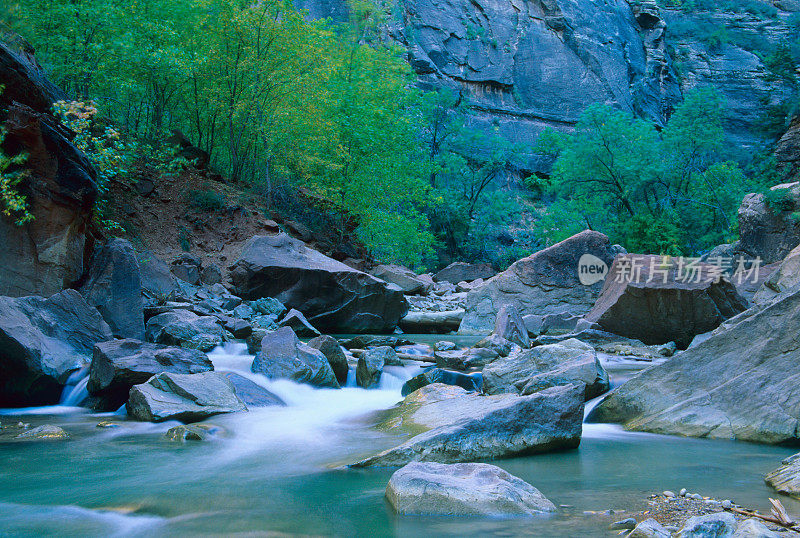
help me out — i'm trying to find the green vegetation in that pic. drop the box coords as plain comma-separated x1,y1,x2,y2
188,189,227,213
535,89,765,255
0,125,31,225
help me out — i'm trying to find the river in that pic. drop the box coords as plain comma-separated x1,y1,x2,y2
0,339,797,536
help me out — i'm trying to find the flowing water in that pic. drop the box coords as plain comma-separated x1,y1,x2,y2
0,340,797,537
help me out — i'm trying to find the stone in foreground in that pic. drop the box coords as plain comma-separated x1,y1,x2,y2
589,287,800,444
351,383,583,467
385,461,556,516
252,327,339,388
765,453,800,498
127,372,246,423
628,518,671,538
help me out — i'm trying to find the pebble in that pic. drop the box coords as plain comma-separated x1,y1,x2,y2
721,500,732,509
679,488,687,497
663,490,676,498
609,518,637,531
689,493,702,500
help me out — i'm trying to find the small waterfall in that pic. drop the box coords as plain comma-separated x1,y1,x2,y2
59,365,90,407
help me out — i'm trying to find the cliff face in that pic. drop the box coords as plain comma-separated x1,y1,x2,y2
300,0,795,165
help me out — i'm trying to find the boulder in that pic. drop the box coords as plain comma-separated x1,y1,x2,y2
230,234,407,332
218,316,252,339
138,252,181,300
753,244,800,304
628,519,671,538
201,264,222,286
278,308,320,337
585,254,748,347
434,347,498,370
483,339,609,400
370,264,429,294
251,327,339,388
493,304,530,348
737,183,800,264
87,339,213,409
249,296,287,318
351,383,583,466
170,254,201,285
459,231,622,334
765,452,800,499
356,348,385,388
399,309,464,333
0,289,112,406
434,262,495,284
401,368,482,397
307,335,349,385
0,103,98,298
78,239,145,339
676,513,736,538
473,334,514,357
385,461,556,516
220,372,285,407
145,309,227,351
588,287,800,444
127,371,246,423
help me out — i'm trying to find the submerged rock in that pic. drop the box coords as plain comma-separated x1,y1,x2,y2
88,339,213,409
483,339,609,401
589,287,800,444
351,383,583,466
385,461,556,516
14,425,69,441
307,335,349,385
401,368,482,397
165,423,224,442
252,327,339,388
230,234,407,332
127,371,246,423
145,309,227,351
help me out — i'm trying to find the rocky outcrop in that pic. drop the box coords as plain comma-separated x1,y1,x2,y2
736,183,800,265
434,262,495,284
483,338,609,400
0,289,112,406
127,371,246,422
351,383,583,466
78,239,144,339
676,513,736,538
460,231,622,334
585,254,747,347
588,287,800,444
385,462,556,515
307,335,349,385
0,38,66,113
765,453,800,499
251,326,339,388
230,234,407,333
370,264,429,294
776,116,800,180
753,243,800,304
145,309,227,351
87,339,213,409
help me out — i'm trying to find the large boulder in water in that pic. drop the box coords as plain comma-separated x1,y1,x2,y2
351,383,583,466
79,239,144,339
588,287,800,444
127,371,246,423
0,289,112,406
385,461,556,516
252,326,339,388
230,234,407,333
307,335,348,385
88,339,213,409
585,254,748,347
483,338,609,401
459,231,622,334
145,309,227,351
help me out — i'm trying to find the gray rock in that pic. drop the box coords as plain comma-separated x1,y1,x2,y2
201,264,222,286
493,304,530,348
252,327,339,388
765,452,800,498
459,231,622,334
366,345,402,366
629,518,671,538
609,518,637,530
753,243,800,305
676,512,736,538
434,262,495,284
278,308,320,337
249,297,287,318
230,234,407,332
732,518,781,538
399,309,464,332
434,341,457,352
307,335,349,385
385,461,556,516
589,287,800,444
401,368,482,396
737,183,800,265
127,371,246,423
145,309,227,351
79,239,144,339
370,264,429,294
88,339,213,409
0,289,112,406
351,383,583,466
15,425,69,441
138,252,181,300
219,372,285,407
356,348,385,388
170,254,202,285
473,333,514,357
484,339,609,401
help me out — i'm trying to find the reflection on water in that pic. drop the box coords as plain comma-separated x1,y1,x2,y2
0,337,796,536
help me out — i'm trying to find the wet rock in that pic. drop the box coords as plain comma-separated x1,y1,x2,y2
434,262,495,285
127,371,246,423
0,289,112,406
370,264,429,295
218,317,252,339
433,341,457,352
231,234,407,332
307,335,349,385
339,335,413,349
629,518,671,538
88,339,213,409
220,372,285,407
14,425,69,441
79,239,145,340
145,309,227,351
589,287,800,444
356,348,385,388
676,512,736,537
96,421,121,428
484,339,609,401
165,424,223,442
252,327,339,388
385,461,556,516
401,368,482,397
492,304,530,348
351,383,583,466
278,308,320,337
585,254,748,347
765,453,800,498
459,231,622,334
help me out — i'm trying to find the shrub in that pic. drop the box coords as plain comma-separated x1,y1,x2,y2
188,189,226,212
